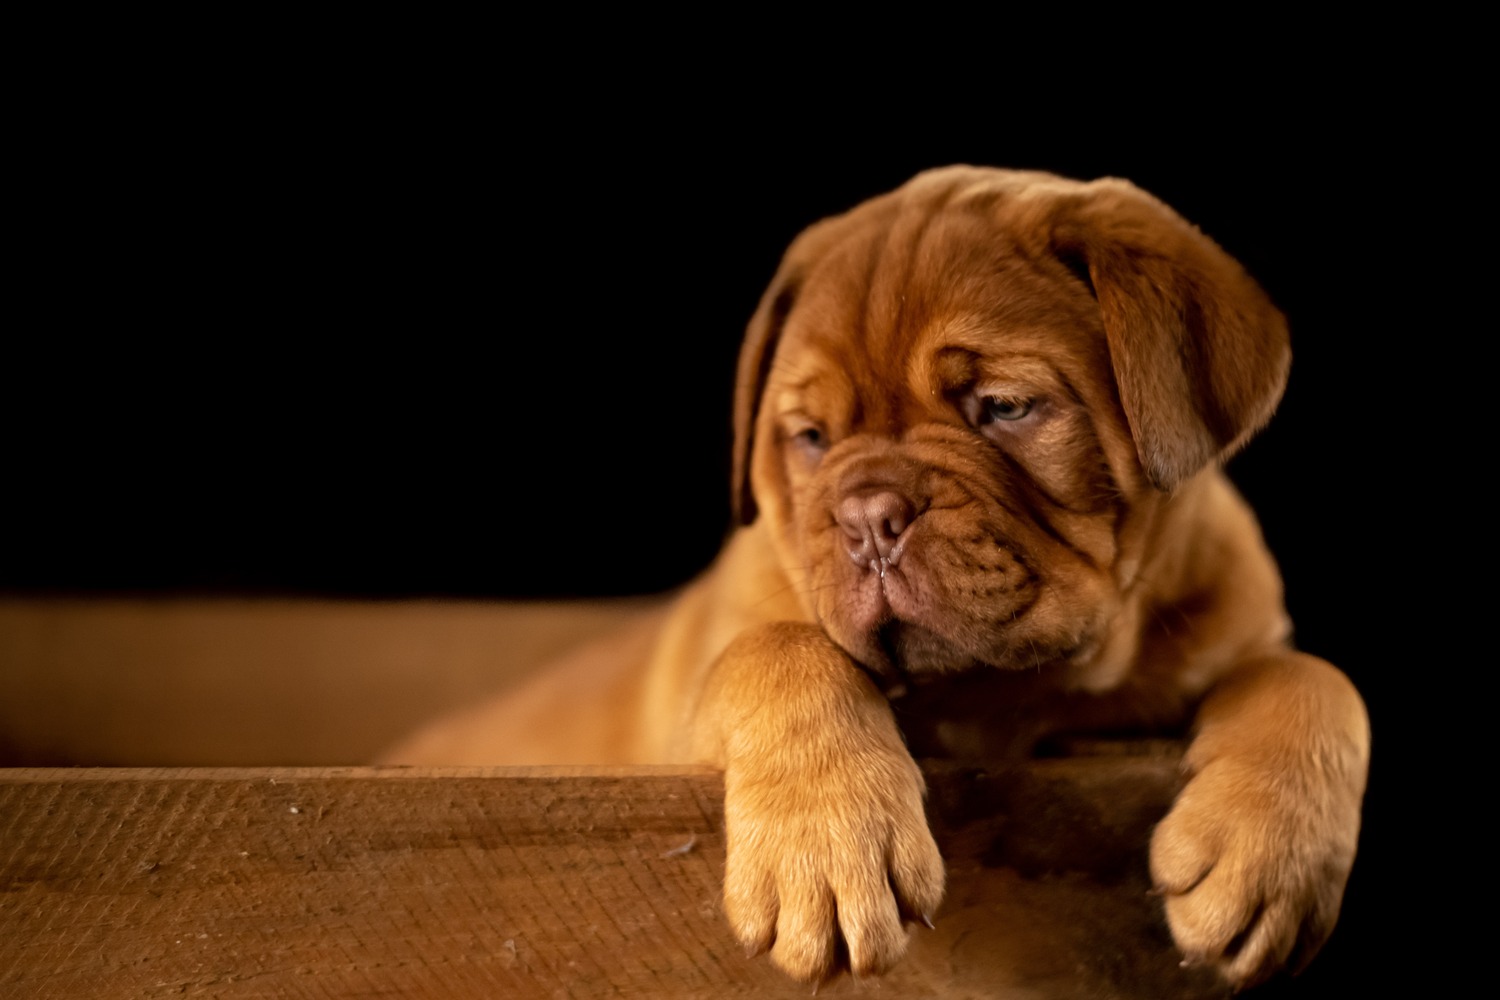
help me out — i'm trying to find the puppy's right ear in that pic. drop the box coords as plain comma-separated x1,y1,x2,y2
1049,179,1291,491
732,266,801,525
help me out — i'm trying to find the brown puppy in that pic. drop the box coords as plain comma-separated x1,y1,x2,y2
381,166,1370,991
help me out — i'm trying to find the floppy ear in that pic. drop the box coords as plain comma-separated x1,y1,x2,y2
731,265,801,525
732,212,856,524
1051,179,1291,491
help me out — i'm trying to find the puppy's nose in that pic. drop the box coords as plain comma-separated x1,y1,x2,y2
837,490,914,568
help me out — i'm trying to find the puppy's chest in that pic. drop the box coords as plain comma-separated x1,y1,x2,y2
887,670,1063,760
886,666,1186,761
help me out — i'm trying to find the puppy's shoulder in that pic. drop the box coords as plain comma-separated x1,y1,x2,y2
1130,470,1292,694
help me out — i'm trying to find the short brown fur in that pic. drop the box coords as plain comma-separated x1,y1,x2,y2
382,166,1370,991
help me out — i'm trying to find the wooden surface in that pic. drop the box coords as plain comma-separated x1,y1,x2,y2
0,598,1342,996
0,597,657,766
0,757,1232,1000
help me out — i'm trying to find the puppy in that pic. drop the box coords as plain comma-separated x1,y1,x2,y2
382,166,1370,991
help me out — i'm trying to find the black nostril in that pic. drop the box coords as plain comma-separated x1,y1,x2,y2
837,490,914,566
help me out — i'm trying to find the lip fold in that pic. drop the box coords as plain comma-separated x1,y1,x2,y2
841,569,891,635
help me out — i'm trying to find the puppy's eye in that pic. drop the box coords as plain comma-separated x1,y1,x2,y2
793,425,828,454
796,426,826,448
782,418,830,463
980,397,1034,423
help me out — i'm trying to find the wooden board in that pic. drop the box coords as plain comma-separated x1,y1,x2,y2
0,757,1240,1000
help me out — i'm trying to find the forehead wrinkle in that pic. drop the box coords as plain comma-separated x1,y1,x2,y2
860,187,965,376
768,339,853,420
767,343,831,392
903,199,1106,352
911,314,1093,407
907,222,1109,378
908,318,974,401
924,314,1062,365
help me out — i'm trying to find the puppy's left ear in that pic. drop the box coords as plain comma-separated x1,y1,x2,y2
1052,180,1291,491
732,267,801,525
732,213,853,524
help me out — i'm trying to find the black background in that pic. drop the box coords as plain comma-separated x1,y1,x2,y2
7,57,1463,995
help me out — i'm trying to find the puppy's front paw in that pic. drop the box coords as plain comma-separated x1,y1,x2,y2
692,623,946,983
724,747,944,983
1150,658,1368,990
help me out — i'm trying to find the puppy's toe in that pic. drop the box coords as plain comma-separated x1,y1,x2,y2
1148,794,1221,898
723,861,778,957
1153,788,1272,977
832,874,906,977
1218,897,1299,988
890,822,946,927
1156,851,1259,963
768,881,838,983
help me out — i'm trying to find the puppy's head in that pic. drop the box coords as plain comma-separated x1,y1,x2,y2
733,166,1288,682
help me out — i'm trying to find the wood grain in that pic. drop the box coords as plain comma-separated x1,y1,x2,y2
0,758,1230,1000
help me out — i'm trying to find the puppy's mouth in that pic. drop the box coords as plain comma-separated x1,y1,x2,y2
816,493,1061,678
832,555,989,679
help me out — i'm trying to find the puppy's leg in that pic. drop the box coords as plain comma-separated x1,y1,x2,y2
685,622,944,984
1150,652,1369,989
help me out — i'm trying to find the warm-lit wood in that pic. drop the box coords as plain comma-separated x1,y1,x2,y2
0,756,1230,1000
0,597,658,766
0,599,1234,996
